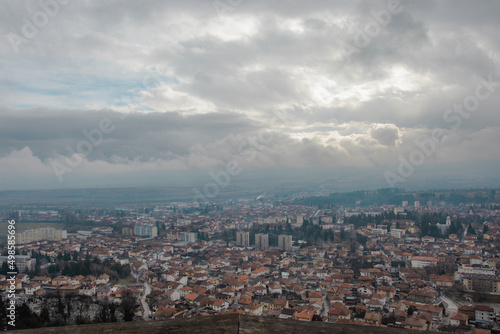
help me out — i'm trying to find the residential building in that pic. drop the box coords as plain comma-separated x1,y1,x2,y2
410,256,438,268
475,305,495,325
134,224,158,237
236,231,250,247
179,232,197,243
255,233,269,249
278,235,292,251
0,255,35,272
16,227,67,244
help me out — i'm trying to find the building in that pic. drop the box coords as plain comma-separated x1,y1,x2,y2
296,215,304,226
475,305,495,325
0,255,35,272
254,233,269,249
457,265,495,277
16,227,67,244
390,229,405,239
462,274,500,294
134,224,158,237
437,216,451,235
236,231,250,247
179,232,197,243
278,235,292,252
410,256,438,268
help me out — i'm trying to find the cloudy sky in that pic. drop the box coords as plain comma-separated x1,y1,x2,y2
1,0,500,192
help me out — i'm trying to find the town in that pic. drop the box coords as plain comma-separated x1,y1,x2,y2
2,188,500,333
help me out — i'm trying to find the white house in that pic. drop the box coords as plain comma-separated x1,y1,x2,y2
410,256,438,268
166,290,181,302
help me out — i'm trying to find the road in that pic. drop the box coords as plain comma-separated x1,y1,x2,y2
441,294,459,316
321,294,329,318
141,281,152,320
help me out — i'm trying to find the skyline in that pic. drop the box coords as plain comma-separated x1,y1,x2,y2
1,0,500,192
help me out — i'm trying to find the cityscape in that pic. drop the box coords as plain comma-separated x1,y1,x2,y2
1,0,500,332
1,188,500,332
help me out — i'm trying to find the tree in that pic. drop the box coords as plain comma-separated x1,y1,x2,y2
40,307,51,327
16,303,41,329
468,223,476,235
120,292,138,322
483,224,489,234
0,296,7,330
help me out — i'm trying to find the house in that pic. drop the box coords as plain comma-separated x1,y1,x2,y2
279,308,295,319
410,256,438,268
32,276,51,285
251,267,269,278
364,312,382,326
271,298,289,311
58,284,80,296
377,286,396,299
458,305,475,320
418,304,443,321
357,286,373,295
179,286,192,297
220,287,236,297
153,306,177,320
52,276,71,286
79,282,96,296
371,293,386,304
308,291,322,305
475,305,495,325
245,303,263,316
96,285,111,299
376,275,393,286
431,275,454,288
185,293,199,303
211,299,229,313
24,282,41,295
166,290,181,302
450,312,468,326
404,318,427,330
408,290,436,304
327,308,352,322
70,275,85,285
96,274,110,285
17,274,30,284
295,309,315,322
268,284,282,295
366,299,384,311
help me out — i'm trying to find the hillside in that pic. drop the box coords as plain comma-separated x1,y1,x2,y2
12,314,433,334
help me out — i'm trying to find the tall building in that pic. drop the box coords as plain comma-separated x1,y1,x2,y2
278,234,292,251
16,227,67,244
236,231,250,247
255,233,269,249
296,215,304,226
179,232,198,243
134,224,158,237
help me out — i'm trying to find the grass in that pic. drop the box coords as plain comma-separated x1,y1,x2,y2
113,276,136,286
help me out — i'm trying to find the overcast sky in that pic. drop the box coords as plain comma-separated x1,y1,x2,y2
1,0,499,191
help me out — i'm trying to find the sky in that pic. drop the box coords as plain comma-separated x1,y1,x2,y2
1,0,500,193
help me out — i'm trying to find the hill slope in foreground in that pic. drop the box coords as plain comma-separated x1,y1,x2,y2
13,314,433,334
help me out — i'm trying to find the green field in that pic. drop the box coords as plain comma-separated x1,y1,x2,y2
0,222,65,236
